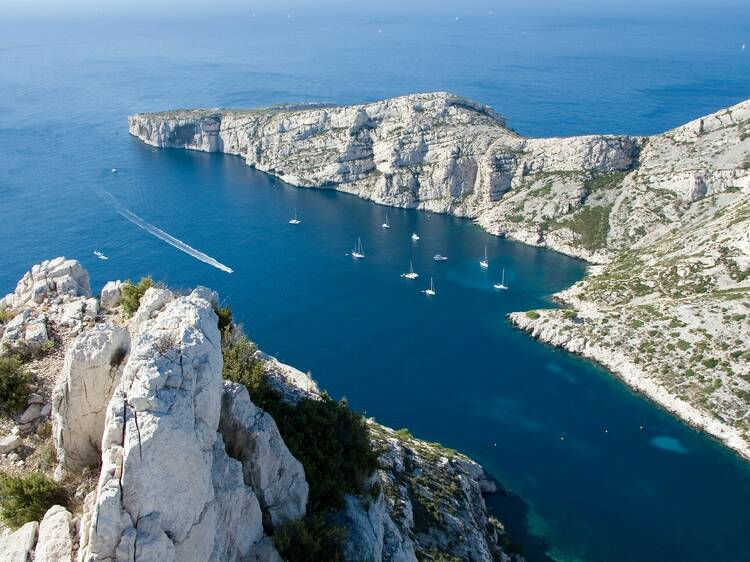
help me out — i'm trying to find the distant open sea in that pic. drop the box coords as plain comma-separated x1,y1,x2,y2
1,4,749,561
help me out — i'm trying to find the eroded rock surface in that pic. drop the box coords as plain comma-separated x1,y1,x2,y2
52,323,130,472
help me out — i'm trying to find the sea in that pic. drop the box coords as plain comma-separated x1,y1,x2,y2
1,2,749,561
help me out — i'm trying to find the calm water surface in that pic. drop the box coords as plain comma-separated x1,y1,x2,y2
1,5,750,562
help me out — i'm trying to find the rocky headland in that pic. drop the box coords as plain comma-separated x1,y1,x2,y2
129,92,750,459
0,258,522,562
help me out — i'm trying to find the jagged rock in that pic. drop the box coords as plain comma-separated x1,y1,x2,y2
52,323,130,472
27,393,44,404
0,257,90,311
0,308,49,355
219,382,308,528
18,403,44,424
0,521,38,562
333,494,417,562
79,291,269,562
35,505,74,562
100,280,123,310
128,286,173,333
0,434,22,453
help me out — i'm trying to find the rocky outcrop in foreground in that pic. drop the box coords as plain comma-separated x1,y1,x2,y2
130,93,750,460
0,258,519,561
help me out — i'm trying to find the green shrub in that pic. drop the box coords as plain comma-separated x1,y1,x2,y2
120,276,155,317
264,393,378,513
0,309,14,324
0,357,31,415
0,472,67,528
221,329,379,554
215,306,233,334
273,514,346,562
525,311,540,320
562,309,577,320
221,329,276,406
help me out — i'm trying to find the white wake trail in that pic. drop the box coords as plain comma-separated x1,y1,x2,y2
99,189,234,274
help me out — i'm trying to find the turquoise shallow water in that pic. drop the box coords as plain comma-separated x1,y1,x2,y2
2,5,750,561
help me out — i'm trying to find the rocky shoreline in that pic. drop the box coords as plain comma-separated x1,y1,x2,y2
129,92,750,462
508,307,750,461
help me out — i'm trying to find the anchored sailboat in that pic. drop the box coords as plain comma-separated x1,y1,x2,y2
411,232,420,241
288,208,301,225
382,214,390,229
424,277,436,296
480,246,489,269
433,254,448,262
352,237,365,259
401,260,419,279
494,268,508,290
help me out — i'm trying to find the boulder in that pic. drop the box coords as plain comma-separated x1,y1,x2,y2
219,382,308,528
79,291,271,562
0,521,38,562
52,323,130,471
0,309,49,355
34,505,74,562
0,434,22,454
100,280,123,311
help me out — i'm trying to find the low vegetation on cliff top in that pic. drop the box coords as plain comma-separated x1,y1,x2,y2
120,276,155,317
221,324,378,561
0,471,67,529
0,356,31,415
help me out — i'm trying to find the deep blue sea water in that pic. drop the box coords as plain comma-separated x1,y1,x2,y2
2,4,750,561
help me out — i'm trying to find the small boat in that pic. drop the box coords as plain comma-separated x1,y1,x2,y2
111,168,118,173
401,261,419,280
411,233,420,241
433,254,448,262
424,277,436,296
494,268,508,290
288,208,301,225
93,251,109,261
382,214,390,229
479,246,489,269
352,237,365,259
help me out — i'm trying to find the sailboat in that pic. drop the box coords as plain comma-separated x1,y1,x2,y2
93,251,108,260
351,238,365,259
288,208,301,225
424,277,436,296
401,261,419,279
382,214,390,229
494,268,508,290
411,232,420,241
479,246,489,269
433,254,448,262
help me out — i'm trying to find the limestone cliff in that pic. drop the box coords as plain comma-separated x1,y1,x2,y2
129,93,750,460
0,259,519,562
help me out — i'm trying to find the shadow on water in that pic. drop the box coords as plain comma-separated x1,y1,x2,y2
489,488,557,562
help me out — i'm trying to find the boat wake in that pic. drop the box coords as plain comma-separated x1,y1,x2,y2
97,189,234,274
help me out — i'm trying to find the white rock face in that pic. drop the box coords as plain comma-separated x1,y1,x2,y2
52,323,130,471
79,290,275,562
0,257,90,311
128,286,173,333
219,382,308,528
35,505,74,562
100,280,124,310
0,309,49,355
0,521,38,562
334,494,417,562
